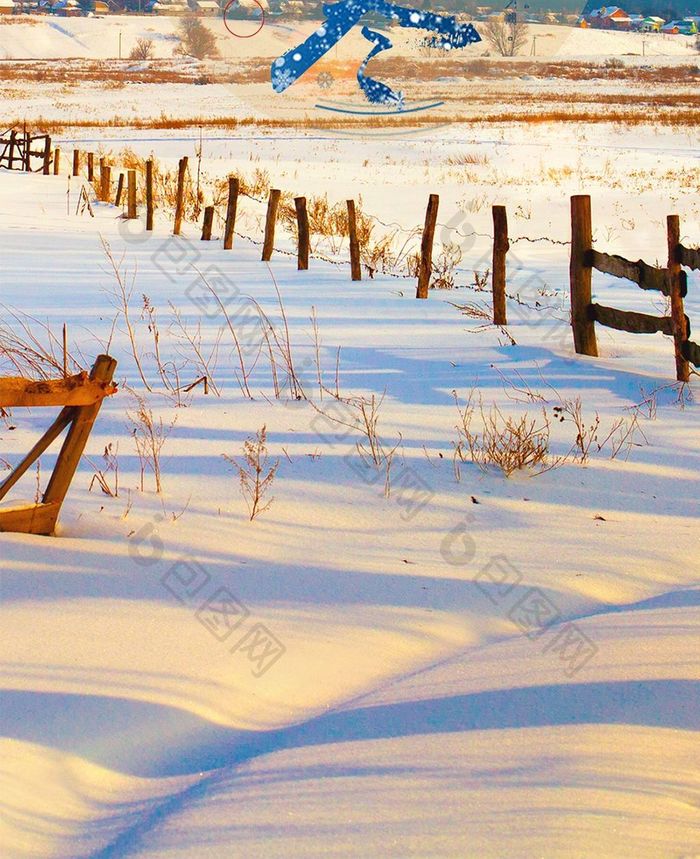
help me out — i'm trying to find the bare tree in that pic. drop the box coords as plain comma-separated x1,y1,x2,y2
129,38,154,61
175,16,220,60
481,17,529,57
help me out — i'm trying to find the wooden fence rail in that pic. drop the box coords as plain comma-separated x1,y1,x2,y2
0,355,117,536
570,195,696,382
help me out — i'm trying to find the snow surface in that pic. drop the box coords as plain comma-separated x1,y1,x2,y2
0,36,699,859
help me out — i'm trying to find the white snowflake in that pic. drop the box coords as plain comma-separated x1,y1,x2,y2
272,66,296,92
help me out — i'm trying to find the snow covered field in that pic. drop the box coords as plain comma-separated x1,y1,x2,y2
1,15,699,859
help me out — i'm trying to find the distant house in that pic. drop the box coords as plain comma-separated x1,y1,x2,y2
93,0,109,11
628,13,644,29
640,15,664,31
151,0,189,12
661,19,697,35
192,0,219,14
587,6,632,30
0,0,15,12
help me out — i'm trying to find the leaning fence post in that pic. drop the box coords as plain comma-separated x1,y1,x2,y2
115,173,125,207
223,176,238,250
87,152,94,182
174,156,188,235
201,205,214,240
72,149,80,177
491,205,509,325
667,215,689,383
127,169,137,219
295,196,310,271
416,193,439,299
347,199,362,281
42,136,52,175
262,189,281,262
570,194,598,357
53,148,61,176
146,159,154,231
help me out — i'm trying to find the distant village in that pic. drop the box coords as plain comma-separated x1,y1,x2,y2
0,0,698,38
580,6,698,33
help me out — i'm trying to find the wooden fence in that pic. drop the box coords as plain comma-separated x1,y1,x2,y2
0,129,52,174
569,194,697,383
0,355,117,535
8,133,700,382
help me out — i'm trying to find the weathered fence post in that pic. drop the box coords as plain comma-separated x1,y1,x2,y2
416,193,439,299
667,215,689,383
42,137,52,175
72,149,80,178
295,196,310,271
53,148,61,176
115,173,125,207
146,159,154,231
23,131,31,171
42,356,118,522
99,157,111,201
8,130,17,170
201,205,214,240
347,199,362,281
174,156,188,236
262,188,281,262
87,152,94,182
127,169,137,219
570,194,598,357
492,205,509,325
223,176,238,250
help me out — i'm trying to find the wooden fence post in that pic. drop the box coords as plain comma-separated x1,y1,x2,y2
416,193,439,299
87,152,94,182
72,149,80,177
201,205,214,240
295,196,310,271
570,194,598,357
667,215,689,383
174,156,188,236
223,176,238,250
127,169,137,219
42,356,118,524
53,148,61,176
42,136,52,175
492,205,509,325
146,159,154,231
115,173,125,207
23,131,31,171
99,158,111,201
262,188,281,262
347,199,362,281
8,130,16,170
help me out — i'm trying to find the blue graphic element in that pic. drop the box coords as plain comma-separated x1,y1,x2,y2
271,0,481,111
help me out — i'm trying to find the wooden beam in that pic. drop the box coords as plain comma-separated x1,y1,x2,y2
416,193,439,300
0,501,62,536
42,356,117,527
347,199,362,281
681,339,700,368
0,371,117,409
588,249,686,297
262,189,281,262
679,244,700,272
569,195,598,356
591,303,674,336
0,407,75,502
667,215,689,383
223,176,238,250
491,205,509,325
